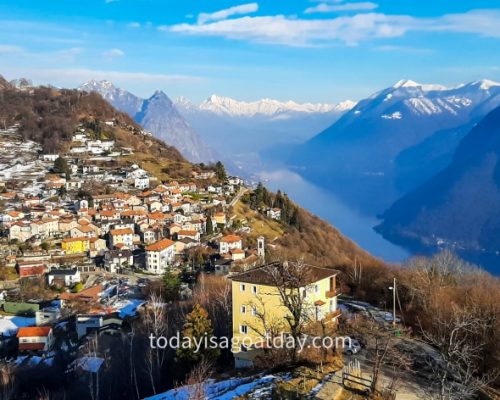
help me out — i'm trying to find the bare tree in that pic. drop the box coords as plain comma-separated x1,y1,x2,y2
420,306,498,400
141,292,168,394
348,317,411,396
0,362,16,400
245,294,290,368
263,259,317,363
182,359,212,400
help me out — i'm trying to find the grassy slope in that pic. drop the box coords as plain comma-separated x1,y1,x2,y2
233,199,384,269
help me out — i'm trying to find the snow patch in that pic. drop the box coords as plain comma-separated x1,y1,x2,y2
381,111,402,120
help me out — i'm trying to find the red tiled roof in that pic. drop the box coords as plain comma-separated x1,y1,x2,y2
146,238,175,252
17,326,52,337
110,228,133,236
221,235,241,243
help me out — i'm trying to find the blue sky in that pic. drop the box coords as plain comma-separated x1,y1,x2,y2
1,0,500,103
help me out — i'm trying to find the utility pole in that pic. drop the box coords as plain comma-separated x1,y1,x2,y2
389,277,396,328
393,277,396,328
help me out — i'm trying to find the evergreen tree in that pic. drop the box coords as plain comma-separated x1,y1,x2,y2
214,161,227,181
53,157,70,177
177,304,220,364
162,270,181,302
206,216,214,235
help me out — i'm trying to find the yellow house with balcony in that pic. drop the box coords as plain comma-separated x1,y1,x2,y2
61,237,90,254
230,261,339,368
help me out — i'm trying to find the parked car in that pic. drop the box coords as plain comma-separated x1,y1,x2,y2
343,338,362,355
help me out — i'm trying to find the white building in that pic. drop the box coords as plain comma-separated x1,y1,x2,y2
47,269,81,287
134,176,150,189
219,235,243,254
145,238,176,274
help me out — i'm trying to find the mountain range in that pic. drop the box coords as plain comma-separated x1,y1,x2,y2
292,79,500,213
79,80,218,164
176,95,355,175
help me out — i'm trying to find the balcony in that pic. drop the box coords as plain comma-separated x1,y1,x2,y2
325,288,339,298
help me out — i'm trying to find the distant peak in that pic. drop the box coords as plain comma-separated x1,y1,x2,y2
471,79,500,90
391,79,449,91
392,79,420,89
148,90,172,104
80,79,116,90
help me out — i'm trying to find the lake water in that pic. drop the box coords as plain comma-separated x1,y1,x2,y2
258,168,410,264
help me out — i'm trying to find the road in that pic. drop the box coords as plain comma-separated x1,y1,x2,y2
229,186,248,207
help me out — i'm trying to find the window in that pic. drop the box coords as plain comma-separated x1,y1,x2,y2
251,306,257,316
252,285,257,295
315,284,319,294
240,325,248,334
240,283,246,292
240,305,246,314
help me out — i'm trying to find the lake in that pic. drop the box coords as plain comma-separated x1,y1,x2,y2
257,168,410,264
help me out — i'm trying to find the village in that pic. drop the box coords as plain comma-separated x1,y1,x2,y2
0,122,287,374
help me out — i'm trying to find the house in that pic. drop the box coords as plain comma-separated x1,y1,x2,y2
36,308,61,326
47,269,81,287
42,154,59,162
230,262,339,368
89,237,107,257
61,237,90,254
228,176,243,186
65,179,83,191
219,235,242,254
109,228,134,248
76,315,123,339
231,249,246,261
104,249,133,273
9,222,32,242
145,238,175,274
17,326,54,352
135,176,150,189
70,225,97,238
17,261,48,278
140,229,157,244
213,212,226,227
266,208,282,221
177,230,200,242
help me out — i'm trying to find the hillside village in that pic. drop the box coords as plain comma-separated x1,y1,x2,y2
0,81,499,400
0,118,345,398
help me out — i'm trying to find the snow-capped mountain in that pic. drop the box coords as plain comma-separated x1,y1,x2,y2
292,79,500,213
80,80,143,117
177,94,355,118
174,94,355,175
198,95,355,117
79,81,218,163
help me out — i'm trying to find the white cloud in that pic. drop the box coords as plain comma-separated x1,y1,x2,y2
168,9,500,47
432,9,500,38
171,13,417,47
305,2,379,14
128,22,141,28
102,48,125,59
197,3,259,24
